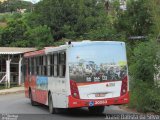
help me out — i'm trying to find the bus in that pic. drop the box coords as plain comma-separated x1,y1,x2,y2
23,41,129,114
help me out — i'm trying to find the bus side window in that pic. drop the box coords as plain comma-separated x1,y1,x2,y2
47,55,51,76
22,58,27,80
50,54,54,76
39,56,43,75
37,56,41,75
31,57,34,75
59,52,66,77
29,58,31,75
34,57,36,75
43,55,47,76
36,57,39,75
54,53,58,77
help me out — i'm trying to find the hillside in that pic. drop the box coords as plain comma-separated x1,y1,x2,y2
0,0,33,13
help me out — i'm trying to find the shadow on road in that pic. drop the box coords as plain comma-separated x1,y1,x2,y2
29,103,106,118
60,108,106,118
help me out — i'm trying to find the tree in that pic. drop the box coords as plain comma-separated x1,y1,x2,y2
25,25,53,49
0,0,33,13
130,41,159,85
32,0,111,41
149,0,160,42
1,19,28,46
114,0,152,38
0,27,3,46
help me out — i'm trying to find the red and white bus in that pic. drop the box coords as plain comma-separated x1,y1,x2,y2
24,41,129,114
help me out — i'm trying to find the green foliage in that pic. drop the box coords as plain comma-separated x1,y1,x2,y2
0,27,3,45
0,13,22,23
1,19,27,46
129,80,160,114
85,26,116,40
129,40,160,114
149,0,160,39
22,13,40,28
129,41,159,85
0,85,5,90
0,13,54,48
0,0,33,13
32,0,113,41
25,25,53,49
0,14,6,22
114,0,152,37
111,0,160,114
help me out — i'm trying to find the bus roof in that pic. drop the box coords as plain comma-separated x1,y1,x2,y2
70,41,125,47
24,49,45,57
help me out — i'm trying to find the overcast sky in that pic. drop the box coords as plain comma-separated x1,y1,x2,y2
23,0,40,4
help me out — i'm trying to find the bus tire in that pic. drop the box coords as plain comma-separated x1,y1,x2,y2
29,90,38,106
48,94,56,114
88,106,105,114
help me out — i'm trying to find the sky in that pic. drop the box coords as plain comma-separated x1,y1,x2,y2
0,0,40,4
23,0,40,4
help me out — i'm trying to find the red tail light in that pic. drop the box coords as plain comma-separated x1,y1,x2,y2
121,76,128,96
70,80,80,99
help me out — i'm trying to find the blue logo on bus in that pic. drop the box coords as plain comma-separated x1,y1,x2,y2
89,101,94,106
37,76,48,90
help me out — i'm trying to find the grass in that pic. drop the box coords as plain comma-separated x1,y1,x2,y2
0,85,5,90
0,82,19,90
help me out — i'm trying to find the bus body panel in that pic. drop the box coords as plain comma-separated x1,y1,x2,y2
25,76,48,105
36,76,48,105
48,77,68,108
68,91,129,108
77,81,122,99
24,77,29,98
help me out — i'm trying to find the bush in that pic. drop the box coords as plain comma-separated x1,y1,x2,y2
129,80,160,114
0,15,6,22
130,41,159,85
129,40,160,114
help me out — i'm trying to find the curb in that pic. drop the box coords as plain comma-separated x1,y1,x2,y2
0,89,24,95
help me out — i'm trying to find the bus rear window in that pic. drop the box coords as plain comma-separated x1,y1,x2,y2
68,44,127,83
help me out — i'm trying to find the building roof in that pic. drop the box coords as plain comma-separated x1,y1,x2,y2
0,47,36,54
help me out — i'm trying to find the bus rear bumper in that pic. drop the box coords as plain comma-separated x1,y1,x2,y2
68,92,129,108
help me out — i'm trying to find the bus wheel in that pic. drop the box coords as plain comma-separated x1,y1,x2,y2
88,106,105,114
29,90,38,106
48,94,56,114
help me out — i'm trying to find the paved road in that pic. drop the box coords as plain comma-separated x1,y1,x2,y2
0,93,136,120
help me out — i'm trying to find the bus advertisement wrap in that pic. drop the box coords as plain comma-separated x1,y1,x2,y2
68,43,127,83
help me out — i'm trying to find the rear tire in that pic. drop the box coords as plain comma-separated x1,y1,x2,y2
29,90,38,106
88,106,105,114
48,94,57,114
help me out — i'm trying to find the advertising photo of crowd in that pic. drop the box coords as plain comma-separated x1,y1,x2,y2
69,59,127,83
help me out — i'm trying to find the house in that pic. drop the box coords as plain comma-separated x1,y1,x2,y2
0,47,36,88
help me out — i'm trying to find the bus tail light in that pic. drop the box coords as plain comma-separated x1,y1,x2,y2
121,76,128,96
70,80,80,99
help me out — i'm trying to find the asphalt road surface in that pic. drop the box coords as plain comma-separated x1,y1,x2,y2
0,92,136,120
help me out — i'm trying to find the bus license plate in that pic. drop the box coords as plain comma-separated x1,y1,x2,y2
95,93,105,97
